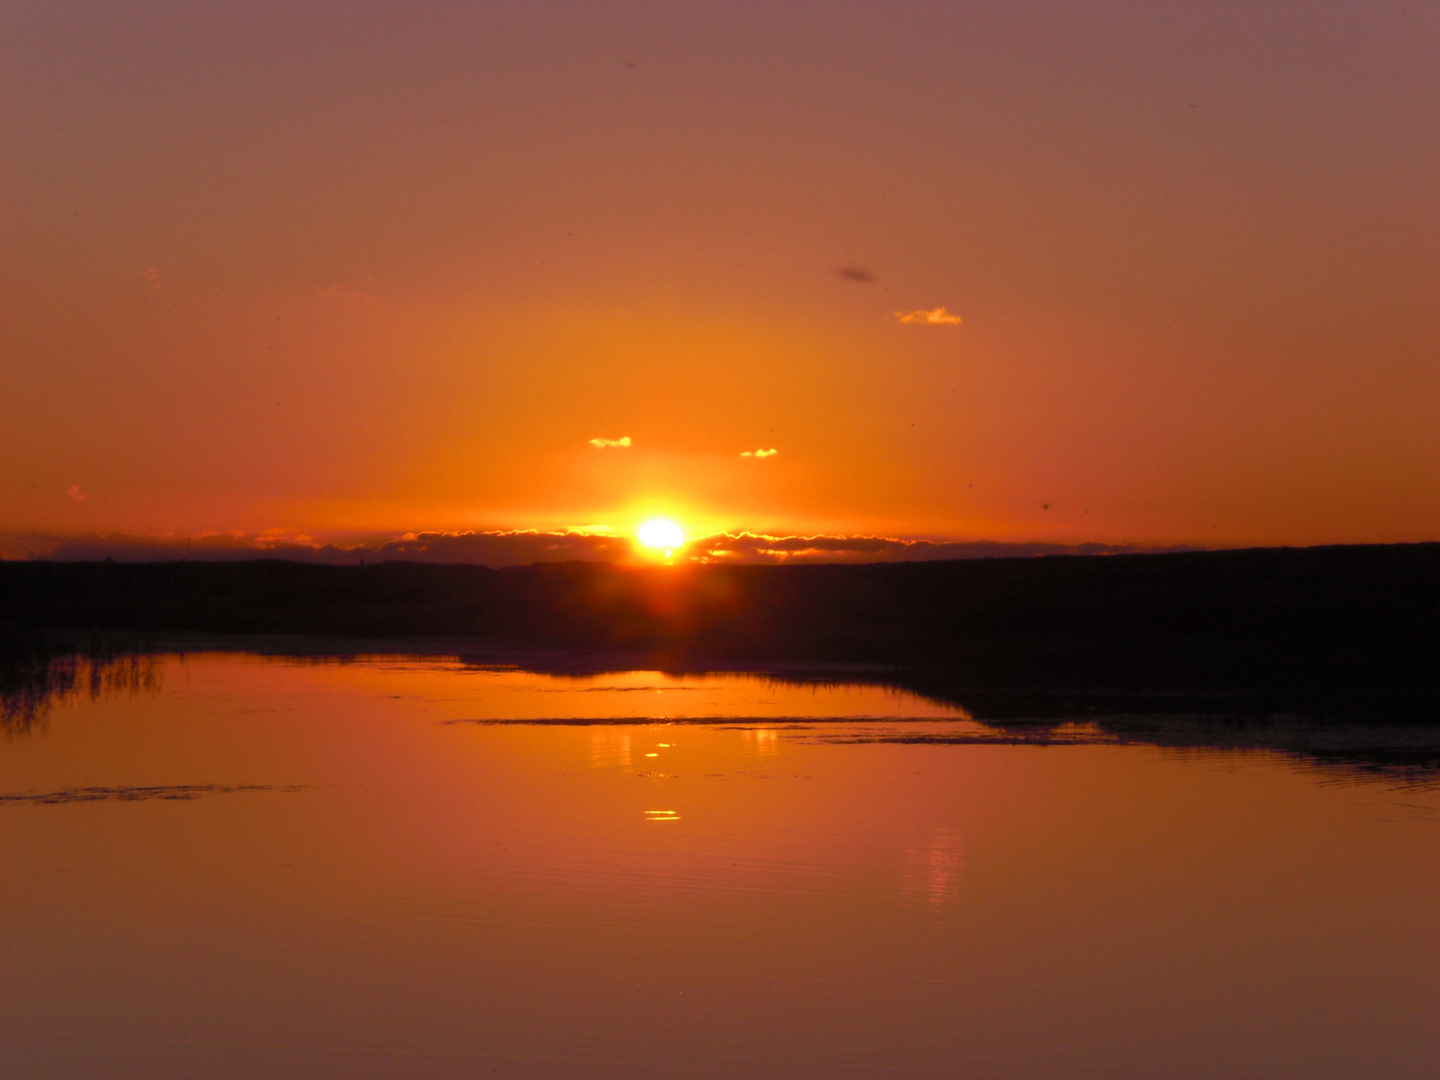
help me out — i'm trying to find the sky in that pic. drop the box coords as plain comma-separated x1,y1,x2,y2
3,1,1437,560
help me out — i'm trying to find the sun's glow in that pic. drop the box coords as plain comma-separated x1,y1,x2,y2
637,518,685,553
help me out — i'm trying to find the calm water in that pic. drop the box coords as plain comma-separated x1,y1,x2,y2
2,653,1438,1079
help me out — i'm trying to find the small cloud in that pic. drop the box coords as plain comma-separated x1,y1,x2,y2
255,527,315,545
67,484,89,501
838,266,876,283
740,448,779,458
142,268,162,290
894,306,961,325
588,436,632,449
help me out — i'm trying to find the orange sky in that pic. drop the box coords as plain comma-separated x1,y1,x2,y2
3,2,1437,551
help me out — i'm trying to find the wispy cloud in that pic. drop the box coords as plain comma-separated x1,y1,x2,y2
588,436,632,448
66,484,89,501
894,306,961,325
740,448,779,458
838,266,875,283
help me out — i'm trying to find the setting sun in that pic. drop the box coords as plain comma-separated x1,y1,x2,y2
637,518,685,554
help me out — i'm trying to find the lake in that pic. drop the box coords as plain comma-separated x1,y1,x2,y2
3,651,1438,1079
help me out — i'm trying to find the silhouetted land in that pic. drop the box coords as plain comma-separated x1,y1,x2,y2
3,545,1438,720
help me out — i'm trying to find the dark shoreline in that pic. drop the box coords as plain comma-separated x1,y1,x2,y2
3,544,1438,731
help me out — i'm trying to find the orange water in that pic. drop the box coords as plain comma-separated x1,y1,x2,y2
2,654,1437,1078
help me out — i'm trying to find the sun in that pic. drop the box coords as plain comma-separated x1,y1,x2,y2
636,518,685,555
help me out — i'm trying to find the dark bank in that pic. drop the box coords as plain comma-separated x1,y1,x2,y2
4,543,1438,718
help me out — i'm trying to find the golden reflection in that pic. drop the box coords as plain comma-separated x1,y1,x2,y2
588,730,632,768
744,728,780,758
643,809,681,822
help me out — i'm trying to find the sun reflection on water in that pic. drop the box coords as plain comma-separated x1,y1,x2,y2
906,827,963,910
744,728,780,757
589,730,632,768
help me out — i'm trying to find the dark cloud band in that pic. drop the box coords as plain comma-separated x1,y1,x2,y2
1,530,1187,567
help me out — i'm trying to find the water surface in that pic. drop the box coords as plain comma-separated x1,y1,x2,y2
2,653,1437,1078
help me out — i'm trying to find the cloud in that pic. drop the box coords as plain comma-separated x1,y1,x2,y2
1,529,1192,567
838,266,876,283
688,533,1186,564
367,530,636,565
0,529,633,567
66,484,89,501
894,307,961,325
740,448,779,458
588,436,632,448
